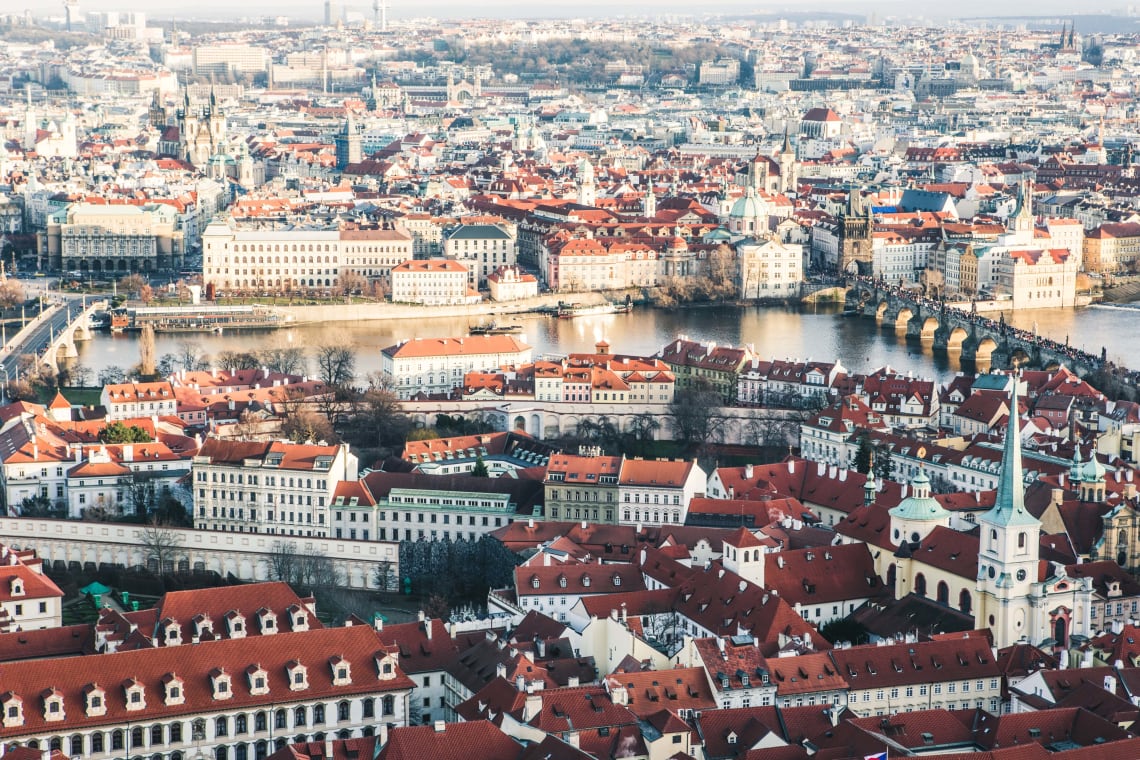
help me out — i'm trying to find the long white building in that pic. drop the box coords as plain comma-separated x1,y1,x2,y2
201,220,413,296
380,336,533,400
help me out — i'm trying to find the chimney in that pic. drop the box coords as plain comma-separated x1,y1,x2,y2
568,675,579,687
523,692,543,721
123,444,134,463
424,618,433,640
620,602,627,622
515,674,526,692
433,720,446,732
788,459,795,474
324,737,334,758
566,730,580,748
744,463,754,480
378,723,388,747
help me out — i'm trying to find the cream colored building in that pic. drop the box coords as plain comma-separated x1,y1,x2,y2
738,237,803,298
487,266,538,301
389,259,475,305
40,203,185,274
201,219,413,295
443,223,517,288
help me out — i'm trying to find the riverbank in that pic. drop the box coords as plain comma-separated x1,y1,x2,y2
275,291,611,325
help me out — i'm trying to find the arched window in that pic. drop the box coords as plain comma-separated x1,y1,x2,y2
151,724,163,744
915,573,927,597
69,735,84,755
337,701,351,721
937,581,949,605
959,589,972,615
294,706,307,726
254,712,267,732
92,733,105,753
313,704,325,724
216,716,228,737
275,709,287,729
1018,532,1027,549
131,726,144,748
215,747,228,760
887,563,896,588
235,714,247,735
382,695,395,716
171,722,183,743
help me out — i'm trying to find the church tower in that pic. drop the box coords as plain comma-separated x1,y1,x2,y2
1007,178,1035,245
576,159,596,207
976,379,1041,649
643,186,656,219
778,127,798,195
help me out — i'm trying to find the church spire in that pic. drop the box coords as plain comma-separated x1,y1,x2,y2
982,378,1039,528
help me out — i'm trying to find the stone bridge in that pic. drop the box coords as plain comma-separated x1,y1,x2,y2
41,299,106,372
0,517,398,589
402,399,806,444
846,282,1098,375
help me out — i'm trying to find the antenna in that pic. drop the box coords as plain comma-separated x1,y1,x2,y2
379,0,388,32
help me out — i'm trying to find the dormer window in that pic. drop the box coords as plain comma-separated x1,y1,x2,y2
123,679,146,711
286,661,308,691
163,674,185,706
9,578,23,597
226,612,246,639
84,685,106,717
246,665,269,696
330,656,351,686
210,669,232,701
531,576,539,588
257,608,277,634
42,689,64,722
194,614,214,639
2,693,23,728
375,651,398,681
287,604,309,632
163,619,182,645
613,574,622,587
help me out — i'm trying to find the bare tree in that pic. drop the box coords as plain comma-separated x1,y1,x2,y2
259,345,307,376
266,540,301,584
315,343,356,388
176,340,209,372
668,382,725,451
140,519,185,574
338,271,368,296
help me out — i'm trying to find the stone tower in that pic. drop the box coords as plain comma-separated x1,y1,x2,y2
335,113,363,170
837,188,874,275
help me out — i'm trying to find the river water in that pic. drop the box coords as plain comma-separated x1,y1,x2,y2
73,303,1139,385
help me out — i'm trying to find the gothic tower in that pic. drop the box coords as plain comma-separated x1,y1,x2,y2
976,379,1041,649
837,188,874,275
335,113,363,170
148,90,167,128
778,127,798,195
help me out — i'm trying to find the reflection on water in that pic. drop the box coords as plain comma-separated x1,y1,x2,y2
74,303,1136,384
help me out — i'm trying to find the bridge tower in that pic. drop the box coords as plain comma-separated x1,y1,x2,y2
838,188,874,276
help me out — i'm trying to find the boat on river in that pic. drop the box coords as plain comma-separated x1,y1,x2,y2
555,301,632,319
468,321,524,335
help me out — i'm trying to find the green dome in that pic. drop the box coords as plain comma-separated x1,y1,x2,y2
889,470,951,522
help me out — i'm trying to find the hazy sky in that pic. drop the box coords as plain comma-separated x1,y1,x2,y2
4,0,1120,21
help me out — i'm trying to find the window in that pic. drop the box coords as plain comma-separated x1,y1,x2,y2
313,704,325,724
255,712,267,732
294,707,306,726
338,701,350,721
216,716,228,737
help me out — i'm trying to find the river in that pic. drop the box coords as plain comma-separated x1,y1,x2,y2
73,303,1139,385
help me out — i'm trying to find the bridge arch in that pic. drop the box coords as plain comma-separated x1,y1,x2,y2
894,308,913,331
920,317,939,341
874,301,888,323
975,337,997,364
947,326,968,351
1010,347,1032,368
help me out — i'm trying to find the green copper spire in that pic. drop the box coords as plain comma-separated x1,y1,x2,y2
982,377,1040,528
